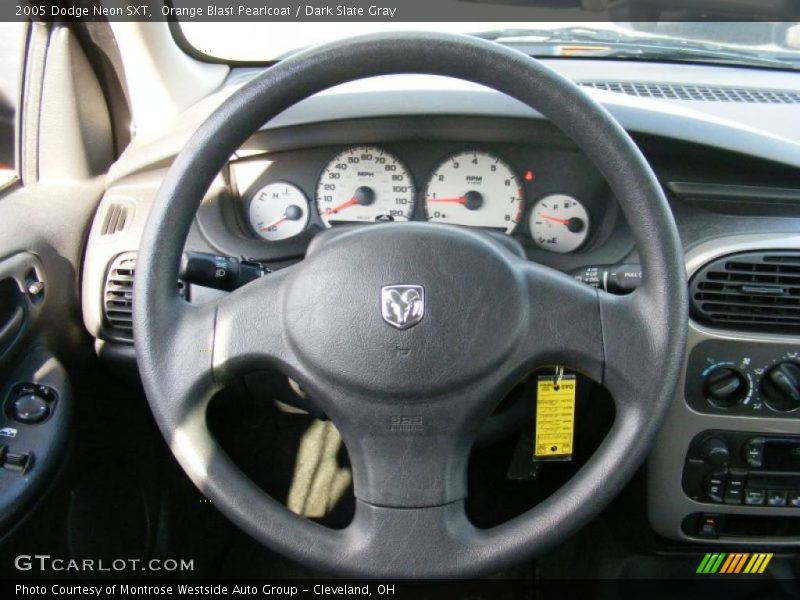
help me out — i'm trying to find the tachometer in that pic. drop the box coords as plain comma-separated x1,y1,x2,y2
529,194,590,253
423,150,523,233
249,182,310,241
316,146,415,226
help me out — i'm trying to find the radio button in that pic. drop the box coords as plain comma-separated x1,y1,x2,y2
744,489,766,506
789,492,800,508
766,490,788,507
724,472,746,504
701,438,730,466
743,438,765,468
705,472,726,503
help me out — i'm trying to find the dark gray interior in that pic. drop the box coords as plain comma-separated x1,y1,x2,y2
0,17,798,593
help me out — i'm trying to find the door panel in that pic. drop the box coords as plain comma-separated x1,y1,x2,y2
0,182,103,537
0,20,111,538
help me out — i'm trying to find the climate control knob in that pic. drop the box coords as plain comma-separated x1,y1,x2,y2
705,367,748,408
761,362,800,412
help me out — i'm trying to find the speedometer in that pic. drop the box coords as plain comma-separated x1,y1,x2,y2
423,150,523,233
316,146,415,227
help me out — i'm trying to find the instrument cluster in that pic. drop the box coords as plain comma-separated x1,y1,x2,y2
235,143,606,254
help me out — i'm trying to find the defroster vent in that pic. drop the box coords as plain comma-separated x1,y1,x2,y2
579,81,800,104
690,251,800,332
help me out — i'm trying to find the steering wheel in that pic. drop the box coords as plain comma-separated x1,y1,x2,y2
134,32,687,577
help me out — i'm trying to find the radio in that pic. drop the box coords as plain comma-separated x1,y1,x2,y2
683,431,800,508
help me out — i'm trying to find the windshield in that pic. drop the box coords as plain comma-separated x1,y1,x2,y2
178,21,800,69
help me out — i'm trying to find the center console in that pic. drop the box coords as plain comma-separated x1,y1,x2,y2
647,233,800,545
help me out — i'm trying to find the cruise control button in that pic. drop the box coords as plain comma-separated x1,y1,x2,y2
767,490,788,507
705,472,726,503
744,489,766,506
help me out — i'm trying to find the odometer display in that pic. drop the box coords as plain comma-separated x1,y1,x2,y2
423,150,523,233
316,146,416,226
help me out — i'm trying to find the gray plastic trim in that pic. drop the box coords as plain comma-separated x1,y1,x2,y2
648,232,800,546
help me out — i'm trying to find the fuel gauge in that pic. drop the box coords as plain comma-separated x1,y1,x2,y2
530,194,589,254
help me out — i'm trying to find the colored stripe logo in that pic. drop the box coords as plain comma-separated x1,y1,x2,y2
696,553,772,574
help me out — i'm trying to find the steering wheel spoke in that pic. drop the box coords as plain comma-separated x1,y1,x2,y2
517,260,605,383
212,268,296,385
517,262,674,420
310,385,490,509
342,500,476,575
598,287,672,420
134,297,219,442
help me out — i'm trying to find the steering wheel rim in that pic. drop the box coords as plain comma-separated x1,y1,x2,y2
133,32,687,577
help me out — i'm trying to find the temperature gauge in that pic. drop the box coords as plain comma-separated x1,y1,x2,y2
249,182,310,241
529,194,589,253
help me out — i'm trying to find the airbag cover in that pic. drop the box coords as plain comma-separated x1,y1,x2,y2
283,223,525,397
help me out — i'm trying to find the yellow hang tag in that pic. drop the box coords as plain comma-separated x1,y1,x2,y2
534,374,576,460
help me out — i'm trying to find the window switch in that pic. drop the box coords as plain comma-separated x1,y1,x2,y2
3,451,30,473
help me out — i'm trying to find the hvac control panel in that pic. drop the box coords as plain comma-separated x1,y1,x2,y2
685,340,800,418
683,430,800,508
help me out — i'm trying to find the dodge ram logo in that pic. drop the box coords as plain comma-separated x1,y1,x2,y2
381,285,424,330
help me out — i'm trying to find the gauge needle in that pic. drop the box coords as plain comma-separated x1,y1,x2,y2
260,216,288,231
427,196,466,204
539,214,570,225
326,196,359,214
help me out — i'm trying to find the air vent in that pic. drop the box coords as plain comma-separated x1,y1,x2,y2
580,81,800,104
104,252,136,340
100,202,133,236
690,251,800,332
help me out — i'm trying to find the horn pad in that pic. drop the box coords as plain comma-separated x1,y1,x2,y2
283,223,526,397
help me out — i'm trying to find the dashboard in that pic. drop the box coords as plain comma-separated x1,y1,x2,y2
80,58,800,550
